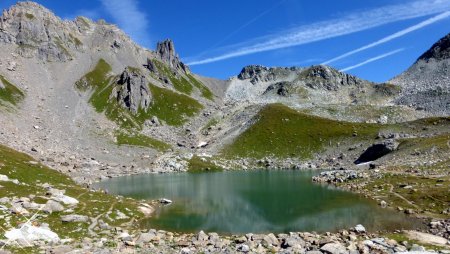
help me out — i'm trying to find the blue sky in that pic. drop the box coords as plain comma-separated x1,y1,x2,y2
2,0,450,82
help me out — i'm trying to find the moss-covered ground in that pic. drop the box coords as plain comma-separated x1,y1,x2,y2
153,60,214,100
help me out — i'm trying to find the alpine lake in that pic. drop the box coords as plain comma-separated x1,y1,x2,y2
94,170,423,234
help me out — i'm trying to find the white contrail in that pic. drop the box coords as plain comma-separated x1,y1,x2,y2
186,0,450,66
323,11,450,65
340,48,405,72
195,0,288,58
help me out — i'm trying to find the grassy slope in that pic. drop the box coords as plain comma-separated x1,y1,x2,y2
221,104,380,159
153,59,214,100
145,83,203,126
0,75,25,106
0,144,143,252
222,104,450,160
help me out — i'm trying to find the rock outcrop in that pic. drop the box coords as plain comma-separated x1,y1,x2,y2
355,139,399,164
112,68,152,113
300,65,368,91
263,81,294,97
155,39,189,73
238,65,298,85
418,33,450,62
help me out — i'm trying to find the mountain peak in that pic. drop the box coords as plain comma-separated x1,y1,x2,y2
417,33,450,62
4,1,57,20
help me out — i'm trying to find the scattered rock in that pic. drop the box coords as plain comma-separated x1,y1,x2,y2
159,198,172,204
354,224,366,233
61,214,89,223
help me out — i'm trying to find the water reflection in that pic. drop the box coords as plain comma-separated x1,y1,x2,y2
96,170,423,234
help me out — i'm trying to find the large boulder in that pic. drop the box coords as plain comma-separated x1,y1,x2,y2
43,200,64,213
355,139,399,164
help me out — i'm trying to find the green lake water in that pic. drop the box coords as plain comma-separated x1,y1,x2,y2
95,170,423,234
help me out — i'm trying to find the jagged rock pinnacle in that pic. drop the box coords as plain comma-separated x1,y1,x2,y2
155,39,189,73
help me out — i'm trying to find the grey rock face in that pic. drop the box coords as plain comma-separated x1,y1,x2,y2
301,65,366,91
156,39,189,73
0,2,78,61
112,68,152,114
238,65,297,85
263,81,294,97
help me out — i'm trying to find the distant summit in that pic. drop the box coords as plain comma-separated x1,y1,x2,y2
418,33,450,62
390,32,450,115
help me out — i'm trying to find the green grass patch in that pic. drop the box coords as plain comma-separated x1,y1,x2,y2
0,75,25,106
221,103,381,159
187,156,223,173
115,131,171,151
75,59,112,91
397,134,450,152
144,83,203,126
362,173,450,216
25,13,35,19
153,60,193,95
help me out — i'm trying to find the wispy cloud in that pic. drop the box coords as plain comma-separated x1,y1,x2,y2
323,11,450,65
340,48,405,72
186,0,450,66
100,0,150,46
